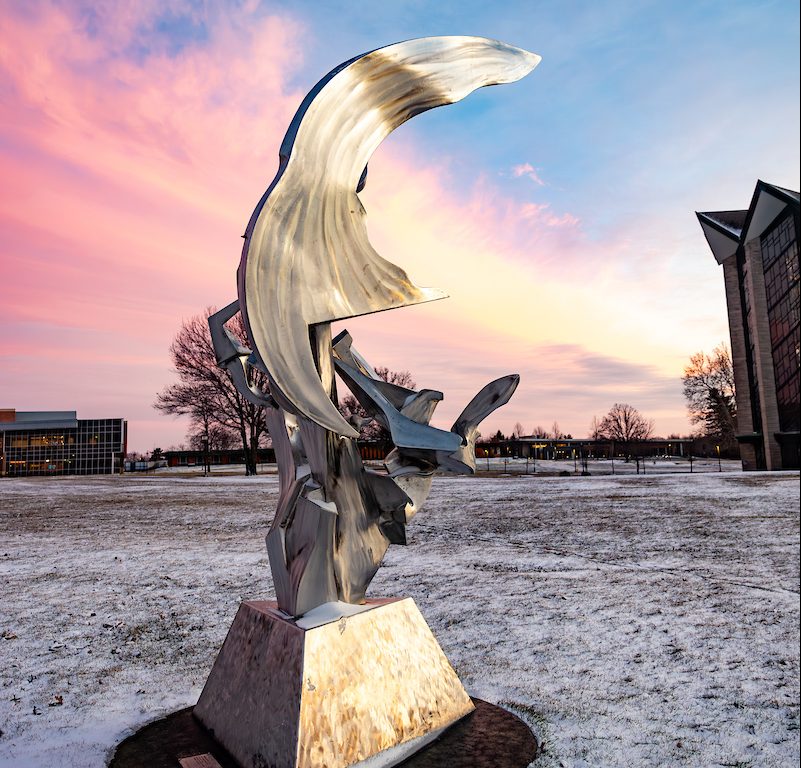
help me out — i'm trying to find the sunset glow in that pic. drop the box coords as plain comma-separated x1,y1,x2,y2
2,1,799,451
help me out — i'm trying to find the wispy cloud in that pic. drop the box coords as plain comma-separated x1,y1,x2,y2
520,202,580,229
511,162,547,186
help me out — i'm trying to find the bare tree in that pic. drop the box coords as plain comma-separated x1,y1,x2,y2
188,423,238,451
682,344,737,449
339,367,417,441
531,424,549,438
511,422,526,439
375,367,415,390
598,403,654,458
588,415,603,440
551,421,562,440
154,309,269,475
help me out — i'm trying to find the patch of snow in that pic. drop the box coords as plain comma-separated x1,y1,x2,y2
0,471,798,767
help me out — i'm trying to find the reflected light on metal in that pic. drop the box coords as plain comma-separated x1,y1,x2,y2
210,35,537,618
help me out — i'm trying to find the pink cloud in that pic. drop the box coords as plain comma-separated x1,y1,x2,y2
511,161,547,186
0,1,308,322
520,202,581,228
0,1,307,450
359,147,585,288
0,2,305,235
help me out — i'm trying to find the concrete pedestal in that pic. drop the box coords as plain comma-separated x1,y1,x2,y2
194,598,475,768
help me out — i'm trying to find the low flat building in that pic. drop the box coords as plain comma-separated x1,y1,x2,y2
0,409,127,477
697,180,800,470
491,437,695,460
162,447,276,468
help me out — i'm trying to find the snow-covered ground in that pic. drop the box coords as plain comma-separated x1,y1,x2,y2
0,471,798,767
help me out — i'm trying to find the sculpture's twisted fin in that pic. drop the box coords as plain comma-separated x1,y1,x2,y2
210,36,537,616
239,36,541,437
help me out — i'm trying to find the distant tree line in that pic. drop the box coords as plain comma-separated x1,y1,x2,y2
480,344,737,459
486,404,654,460
153,311,738,470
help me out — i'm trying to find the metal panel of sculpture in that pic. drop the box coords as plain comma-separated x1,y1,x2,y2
238,35,539,439
210,35,538,615
199,35,539,767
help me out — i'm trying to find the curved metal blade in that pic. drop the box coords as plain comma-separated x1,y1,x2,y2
239,36,540,436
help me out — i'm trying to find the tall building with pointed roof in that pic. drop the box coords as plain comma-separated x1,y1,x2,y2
697,180,799,470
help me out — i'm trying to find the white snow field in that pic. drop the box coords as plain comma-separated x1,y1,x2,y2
0,471,798,768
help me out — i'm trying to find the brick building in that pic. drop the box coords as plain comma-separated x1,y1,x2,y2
697,181,799,470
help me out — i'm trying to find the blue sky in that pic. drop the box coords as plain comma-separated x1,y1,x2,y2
125,0,800,215
282,1,800,210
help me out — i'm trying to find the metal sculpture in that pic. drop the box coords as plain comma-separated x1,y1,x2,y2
197,36,540,768
209,36,538,618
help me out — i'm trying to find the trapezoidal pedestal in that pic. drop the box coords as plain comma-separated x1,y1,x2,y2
194,598,475,768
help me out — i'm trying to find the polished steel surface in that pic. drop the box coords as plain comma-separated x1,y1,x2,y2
194,601,304,768
298,598,474,767
208,302,275,408
207,34,536,612
203,35,536,767
196,599,474,768
238,36,540,437
209,37,536,619
333,356,462,453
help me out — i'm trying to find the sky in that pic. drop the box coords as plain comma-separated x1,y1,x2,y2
1,0,799,453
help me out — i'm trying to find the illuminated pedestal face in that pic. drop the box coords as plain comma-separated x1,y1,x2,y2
194,598,475,768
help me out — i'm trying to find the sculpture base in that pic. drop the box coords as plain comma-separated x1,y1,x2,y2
109,699,539,768
193,598,475,768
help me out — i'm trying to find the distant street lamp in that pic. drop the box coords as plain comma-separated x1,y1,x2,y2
716,444,721,472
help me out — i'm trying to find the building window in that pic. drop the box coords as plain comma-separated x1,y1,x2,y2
2,418,125,476
761,211,800,434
